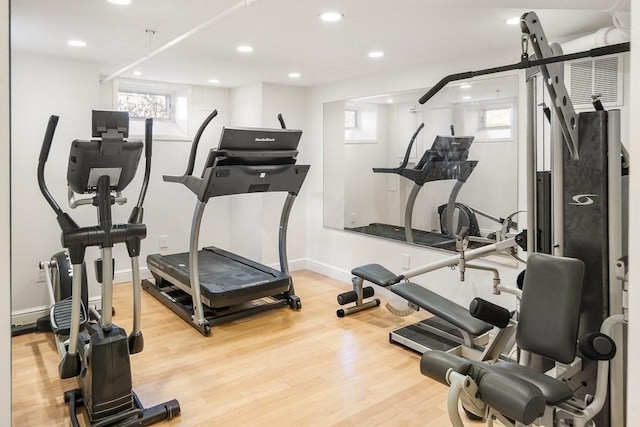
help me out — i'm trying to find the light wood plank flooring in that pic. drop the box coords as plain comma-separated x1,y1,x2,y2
12,270,480,426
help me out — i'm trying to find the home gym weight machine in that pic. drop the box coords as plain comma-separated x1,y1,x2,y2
37,111,180,426
417,11,629,427
143,111,309,336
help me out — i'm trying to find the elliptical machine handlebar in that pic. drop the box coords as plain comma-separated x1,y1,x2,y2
129,118,153,224
38,116,80,234
38,115,64,216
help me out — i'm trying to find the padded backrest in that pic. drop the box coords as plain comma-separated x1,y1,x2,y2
516,253,585,364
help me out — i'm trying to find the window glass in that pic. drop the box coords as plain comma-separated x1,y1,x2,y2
118,91,171,119
484,108,511,128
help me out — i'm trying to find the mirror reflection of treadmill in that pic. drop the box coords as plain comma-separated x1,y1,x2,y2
143,115,310,336
345,132,478,250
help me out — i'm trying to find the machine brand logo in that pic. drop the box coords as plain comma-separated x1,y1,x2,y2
255,138,275,142
569,194,599,206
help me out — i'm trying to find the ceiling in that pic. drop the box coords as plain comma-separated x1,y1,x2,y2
10,0,627,88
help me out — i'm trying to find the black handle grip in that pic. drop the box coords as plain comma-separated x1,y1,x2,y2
144,118,153,159
185,109,218,176
277,113,287,129
38,115,65,216
133,118,153,214
39,115,59,162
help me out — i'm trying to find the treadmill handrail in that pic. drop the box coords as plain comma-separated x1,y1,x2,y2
399,122,424,169
162,110,218,193
185,109,218,177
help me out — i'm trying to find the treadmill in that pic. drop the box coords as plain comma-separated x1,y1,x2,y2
347,123,479,248
143,111,310,336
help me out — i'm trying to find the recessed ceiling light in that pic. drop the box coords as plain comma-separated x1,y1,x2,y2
107,0,131,5
237,45,254,53
133,70,142,76
319,12,343,22
387,99,393,103
462,95,472,100
505,17,520,25
368,51,384,58
67,40,87,47
288,72,301,79
208,79,220,84
460,83,472,89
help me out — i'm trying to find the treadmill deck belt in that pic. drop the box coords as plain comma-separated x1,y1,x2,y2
346,223,455,248
147,246,290,308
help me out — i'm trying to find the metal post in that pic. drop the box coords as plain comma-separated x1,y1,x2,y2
101,247,113,329
131,256,141,335
67,264,84,355
607,109,624,427
278,193,296,274
189,200,207,325
526,77,537,254
446,180,464,236
551,57,565,257
404,183,422,243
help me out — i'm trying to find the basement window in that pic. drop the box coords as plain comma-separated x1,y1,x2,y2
114,79,190,140
483,107,512,128
118,91,172,120
345,110,358,129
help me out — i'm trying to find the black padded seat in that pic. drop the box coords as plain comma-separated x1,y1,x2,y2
390,282,493,336
351,264,399,287
421,351,546,425
420,350,487,385
491,361,574,405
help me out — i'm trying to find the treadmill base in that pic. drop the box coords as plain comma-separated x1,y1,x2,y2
142,278,298,336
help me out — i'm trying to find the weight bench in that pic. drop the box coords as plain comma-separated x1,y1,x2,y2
420,253,620,426
338,263,514,359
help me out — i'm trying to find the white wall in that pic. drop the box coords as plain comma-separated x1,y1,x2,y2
226,82,309,268
627,2,639,422
1,0,10,422
10,51,232,321
260,83,308,268
11,52,101,314
343,103,390,228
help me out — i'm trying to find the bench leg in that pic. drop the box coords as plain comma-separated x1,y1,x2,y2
336,277,381,317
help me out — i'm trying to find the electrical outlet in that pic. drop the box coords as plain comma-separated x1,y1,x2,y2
36,269,47,283
159,235,169,250
401,253,410,271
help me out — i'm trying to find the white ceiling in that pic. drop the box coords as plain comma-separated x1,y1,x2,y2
10,0,625,88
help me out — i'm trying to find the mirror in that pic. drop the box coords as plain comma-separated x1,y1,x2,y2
324,74,519,252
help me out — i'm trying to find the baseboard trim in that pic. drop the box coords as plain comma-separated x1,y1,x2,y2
303,259,352,283
11,259,348,327
11,268,150,327
11,296,103,328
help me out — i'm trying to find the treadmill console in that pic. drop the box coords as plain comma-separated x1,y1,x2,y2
205,127,303,167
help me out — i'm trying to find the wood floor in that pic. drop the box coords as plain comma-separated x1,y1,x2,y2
12,270,480,426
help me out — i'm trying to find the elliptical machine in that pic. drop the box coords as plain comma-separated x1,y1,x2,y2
37,110,180,426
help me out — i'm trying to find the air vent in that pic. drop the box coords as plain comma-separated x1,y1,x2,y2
566,54,623,108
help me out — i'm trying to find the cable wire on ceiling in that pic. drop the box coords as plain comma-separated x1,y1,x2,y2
101,0,262,83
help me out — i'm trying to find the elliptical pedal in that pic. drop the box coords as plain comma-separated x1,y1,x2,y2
50,297,87,336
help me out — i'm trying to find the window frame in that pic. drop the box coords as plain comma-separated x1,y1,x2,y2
117,89,173,121
344,109,358,129
113,79,191,140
